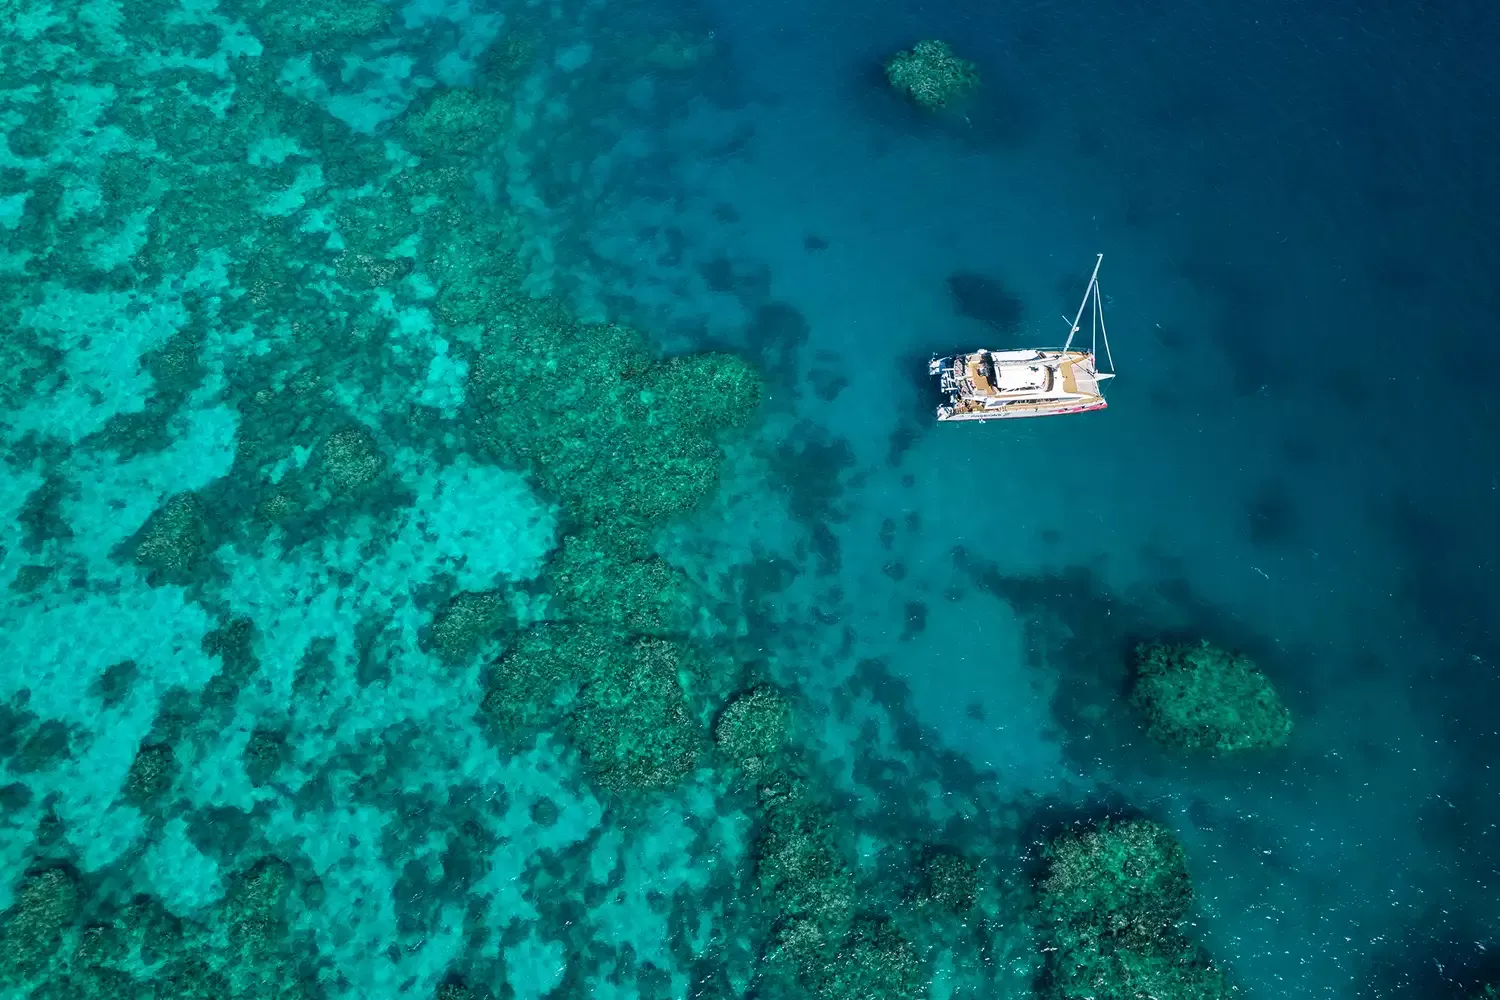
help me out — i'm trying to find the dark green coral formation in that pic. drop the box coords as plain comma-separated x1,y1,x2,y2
222,859,293,956
481,624,701,793
782,913,922,1000
125,742,177,806
132,492,209,584
466,303,762,533
428,590,518,664
312,427,389,497
909,845,983,915
1037,818,1236,1000
0,857,317,999
546,528,696,636
229,0,397,52
750,777,933,1000
732,701,1001,1000
454,265,761,797
243,729,287,787
402,88,509,157
756,780,858,929
885,40,980,109
1132,640,1293,751
0,868,80,984
713,684,792,780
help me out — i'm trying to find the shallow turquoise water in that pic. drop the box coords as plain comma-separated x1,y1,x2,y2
1,0,1497,998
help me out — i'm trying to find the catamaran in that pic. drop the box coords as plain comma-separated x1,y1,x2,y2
929,254,1115,421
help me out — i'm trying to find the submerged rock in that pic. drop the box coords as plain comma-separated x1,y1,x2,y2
314,427,387,497
468,311,762,535
125,742,177,806
1131,639,1293,751
429,590,516,664
480,624,702,793
910,845,983,915
243,728,287,787
133,492,208,583
713,685,791,780
885,40,979,110
1038,818,1235,1000
1040,818,1192,943
0,867,80,985
401,88,508,157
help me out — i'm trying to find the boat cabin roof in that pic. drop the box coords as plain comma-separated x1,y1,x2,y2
992,363,1049,393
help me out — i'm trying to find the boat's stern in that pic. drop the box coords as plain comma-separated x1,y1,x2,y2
929,355,962,396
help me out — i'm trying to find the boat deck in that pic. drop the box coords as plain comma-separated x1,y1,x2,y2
966,356,994,394
934,349,1109,421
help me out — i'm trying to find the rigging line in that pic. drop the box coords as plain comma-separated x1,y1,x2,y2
1096,282,1116,374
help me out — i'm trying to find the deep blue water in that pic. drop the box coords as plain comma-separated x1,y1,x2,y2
1,0,1497,997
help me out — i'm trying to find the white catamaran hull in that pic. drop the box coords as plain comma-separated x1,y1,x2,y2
934,400,1108,420
930,255,1116,423
929,350,1109,421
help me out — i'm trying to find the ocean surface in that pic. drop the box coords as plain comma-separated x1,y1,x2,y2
1,0,1497,997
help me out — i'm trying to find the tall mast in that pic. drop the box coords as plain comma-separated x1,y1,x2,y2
1062,253,1104,354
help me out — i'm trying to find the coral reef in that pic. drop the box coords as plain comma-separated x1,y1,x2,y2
428,589,519,664
0,0,1263,996
1037,818,1236,1000
242,729,286,787
885,40,980,109
909,845,983,915
0,867,80,985
1132,640,1293,751
755,779,859,930
566,635,702,793
0,857,320,999
714,684,792,780
480,624,703,793
466,309,763,533
547,528,695,636
755,788,921,1000
314,428,388,498
744,767,967,1000
233,0,397,51
125,742,178,806
401,88,509,158
789,913,923,1000
132,492,209,584
721,684,1011,1000
3,0,773,995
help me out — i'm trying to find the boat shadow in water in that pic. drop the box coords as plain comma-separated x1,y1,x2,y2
947,271,1025,335
883,348,963,469
894,344,969,428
